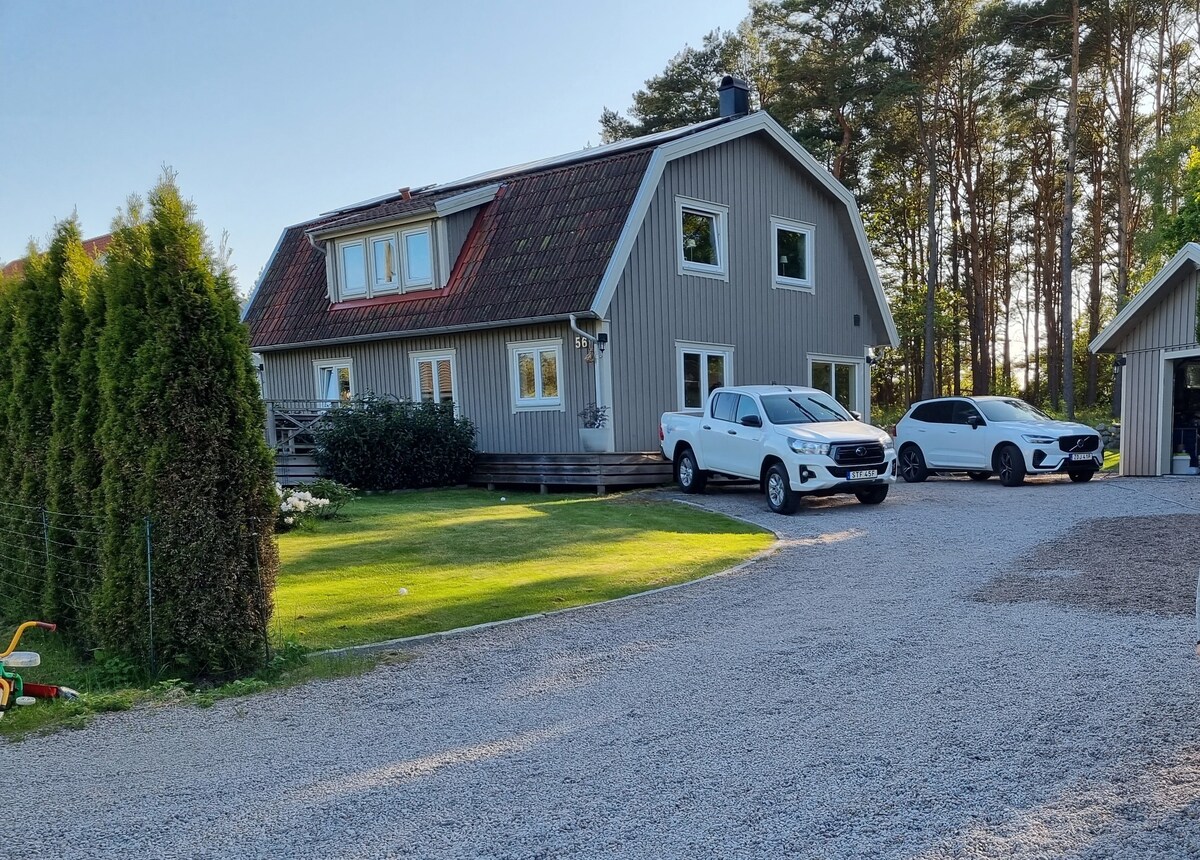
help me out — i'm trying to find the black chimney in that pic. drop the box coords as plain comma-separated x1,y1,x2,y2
718,75,750,117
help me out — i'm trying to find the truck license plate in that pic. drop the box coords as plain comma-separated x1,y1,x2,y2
1070,453,1091,461
849,469,877,480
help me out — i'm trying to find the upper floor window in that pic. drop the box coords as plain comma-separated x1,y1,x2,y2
675,196,729,280
771,216,814,292
335,224,435,300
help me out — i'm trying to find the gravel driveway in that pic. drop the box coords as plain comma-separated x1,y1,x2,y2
12,476,1200,859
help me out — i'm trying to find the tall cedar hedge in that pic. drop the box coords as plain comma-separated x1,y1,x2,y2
0,178,278,679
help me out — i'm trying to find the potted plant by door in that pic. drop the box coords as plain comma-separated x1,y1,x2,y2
1172,447,1196,475
578,403,609,453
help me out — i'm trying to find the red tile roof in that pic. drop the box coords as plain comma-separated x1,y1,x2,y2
245,136,679,349
2,233,113,279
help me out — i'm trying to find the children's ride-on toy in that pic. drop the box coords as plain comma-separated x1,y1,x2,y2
0,621,78,719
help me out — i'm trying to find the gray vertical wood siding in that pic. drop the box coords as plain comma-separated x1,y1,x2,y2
261,321,597,454
1112,269,1199,475
607,132,883,451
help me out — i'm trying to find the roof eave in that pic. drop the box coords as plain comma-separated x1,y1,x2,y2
250,310,598,353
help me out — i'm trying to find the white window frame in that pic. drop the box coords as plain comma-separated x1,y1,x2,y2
410,348,459,410
675,196,729,281
333,222,438,300
507,338,564,412
770,215,815,293
807,353,866,416
401,226,434,290
369,233,401,293
336,240,368,298
312,358,354,403
676,341,734,411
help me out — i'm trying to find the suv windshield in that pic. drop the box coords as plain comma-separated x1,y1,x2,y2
761,392,852,424
977,398,1052,423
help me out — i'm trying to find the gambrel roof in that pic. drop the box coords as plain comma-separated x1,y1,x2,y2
243,112,898,351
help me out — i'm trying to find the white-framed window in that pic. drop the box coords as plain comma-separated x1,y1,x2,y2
677,341,733,410
313,359,354,403
370,235,399,292
675,196,729,280
334,223,437,300
808,354,864,415
770,216,815,292
403,227,433,288
338,241,367,298
508,339,563,411
410,349,458,407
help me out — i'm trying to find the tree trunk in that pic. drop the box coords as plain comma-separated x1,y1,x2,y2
918,99,938,400
1060,0,1080,421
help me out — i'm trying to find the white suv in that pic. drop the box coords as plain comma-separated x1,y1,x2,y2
894,396,1103,487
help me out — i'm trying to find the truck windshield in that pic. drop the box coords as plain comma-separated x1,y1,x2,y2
760,392,852,424
977,399,1052,422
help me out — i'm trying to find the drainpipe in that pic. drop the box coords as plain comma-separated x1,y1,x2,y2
569,314,614,453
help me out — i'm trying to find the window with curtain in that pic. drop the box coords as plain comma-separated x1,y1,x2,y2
508,340,562,410
411,351,458,407
315,361,353,403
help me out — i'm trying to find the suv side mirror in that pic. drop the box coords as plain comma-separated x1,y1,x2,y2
967,415,980,429
850,410,862,421
740,414,762,428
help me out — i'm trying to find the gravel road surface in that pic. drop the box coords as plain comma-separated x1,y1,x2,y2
11,475,1200,859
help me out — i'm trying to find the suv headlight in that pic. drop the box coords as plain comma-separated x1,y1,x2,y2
788,439,830,456
1021,434,1056,444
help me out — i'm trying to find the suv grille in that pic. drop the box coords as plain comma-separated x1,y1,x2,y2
1058,435,1099,453
831,442,885,465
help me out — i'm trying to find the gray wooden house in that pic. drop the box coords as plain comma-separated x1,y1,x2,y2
1090,243,1200,477
243,79,898,486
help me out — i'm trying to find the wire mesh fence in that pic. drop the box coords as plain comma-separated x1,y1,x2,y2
0,498,274,681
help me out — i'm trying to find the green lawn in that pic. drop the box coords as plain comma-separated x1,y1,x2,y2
275,489,774,650
1104,450,1120,471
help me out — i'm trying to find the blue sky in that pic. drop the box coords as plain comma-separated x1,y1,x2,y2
0,0,747,289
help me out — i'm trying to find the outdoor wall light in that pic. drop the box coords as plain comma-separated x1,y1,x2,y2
596,332,609,356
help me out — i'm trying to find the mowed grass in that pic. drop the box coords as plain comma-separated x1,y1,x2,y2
274,489,773,650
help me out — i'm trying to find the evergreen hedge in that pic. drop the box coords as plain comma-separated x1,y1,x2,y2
314,396,476,491
0,177,279,679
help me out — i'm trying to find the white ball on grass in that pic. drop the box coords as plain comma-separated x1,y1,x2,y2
397,588,408,596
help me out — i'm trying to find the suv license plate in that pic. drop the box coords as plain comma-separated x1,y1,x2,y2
1070,453,1091,461
849,469,877,480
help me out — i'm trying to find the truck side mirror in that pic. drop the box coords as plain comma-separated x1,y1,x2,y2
850,410,862,421
740,415,762,428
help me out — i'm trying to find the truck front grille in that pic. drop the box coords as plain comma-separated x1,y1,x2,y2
831,442,885,465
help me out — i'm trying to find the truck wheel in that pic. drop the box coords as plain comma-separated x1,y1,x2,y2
765,463,799,514
899,444,928,483
996,444,1026,487
854,485,889,505
676,448,708,494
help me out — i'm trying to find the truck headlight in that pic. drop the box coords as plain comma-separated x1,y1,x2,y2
1021,434,1056,444
882,435,895,454
788,439,830,456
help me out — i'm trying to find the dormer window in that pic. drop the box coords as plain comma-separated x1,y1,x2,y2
334,224,436,301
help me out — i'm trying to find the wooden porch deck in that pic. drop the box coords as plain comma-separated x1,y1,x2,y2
470,452,673,495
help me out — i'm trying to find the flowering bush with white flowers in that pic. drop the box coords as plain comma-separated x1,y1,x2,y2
275,483,331,531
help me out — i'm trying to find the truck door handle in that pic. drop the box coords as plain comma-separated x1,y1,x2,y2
702,425,712,430
727,429,737,435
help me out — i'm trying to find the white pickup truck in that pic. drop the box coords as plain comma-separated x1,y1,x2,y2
659,385,897,514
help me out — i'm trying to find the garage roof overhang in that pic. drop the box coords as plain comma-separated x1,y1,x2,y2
1090,242,1200,353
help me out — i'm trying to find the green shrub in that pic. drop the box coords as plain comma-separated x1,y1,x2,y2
314,396,476,491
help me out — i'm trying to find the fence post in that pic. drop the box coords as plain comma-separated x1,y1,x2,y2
249,518,272,665
40,508,50,569
145,516,155,680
